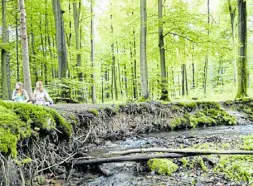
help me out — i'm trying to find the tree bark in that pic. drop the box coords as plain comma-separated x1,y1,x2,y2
140,0,149,100
158,0,169,101
236,0,248,98
110,10,118,101
90,0,96,103
19,0,33,99
1,0,11,99
52,0,68,78
228,0,237,84
15,5,20,81
203,0,210,96
73,1,82,80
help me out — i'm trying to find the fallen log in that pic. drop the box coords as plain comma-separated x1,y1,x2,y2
108,148,253,156
74,153,185,165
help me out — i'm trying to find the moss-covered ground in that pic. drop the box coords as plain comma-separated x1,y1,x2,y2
0,100,72,157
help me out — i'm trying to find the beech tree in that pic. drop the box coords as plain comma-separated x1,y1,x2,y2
1,0,11,99
140,0,149,100
52,0,68,78
19,0,32,98
236,0,248,98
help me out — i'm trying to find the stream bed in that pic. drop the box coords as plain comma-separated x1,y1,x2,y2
69,124,253,186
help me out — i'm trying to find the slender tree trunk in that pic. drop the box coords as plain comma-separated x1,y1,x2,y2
116,42,122,97
31,30,38,82
228,0,237,84
15,7,20,81
236,0,248,98
52,0,68,78
110,11,118,101
19,0,33,98
185,64,188,96
203,0,210,95
140,0,149,100
90,0,96,103
124,64,128,98
181,65,185,96
73,1,82,80
133,30,138,98
1,0,11,99
158,0,169,101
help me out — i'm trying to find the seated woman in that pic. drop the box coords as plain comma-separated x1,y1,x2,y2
12,82,29,102
34,81,53,105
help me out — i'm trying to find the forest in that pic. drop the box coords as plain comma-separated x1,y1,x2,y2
0,0,253,185
0,0,251,103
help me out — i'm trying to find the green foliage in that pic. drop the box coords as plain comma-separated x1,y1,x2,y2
147,158,178,175
0,100,72,157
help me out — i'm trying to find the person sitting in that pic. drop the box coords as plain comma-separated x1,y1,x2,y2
12,82,29,102
34,81,53,105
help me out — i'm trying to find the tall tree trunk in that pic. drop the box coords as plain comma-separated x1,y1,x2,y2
158,0,169,101
184,64,188,96
1,0,11,99
203,0,210,95
236,0,248,98
73,1,82,80
133,30,138,98
31,30,38,83
15,6,20,81
90,0,96,103
110,11,118,101
140,0,149,100
228,0,237,83
19,0,32,98
181,64,185,96
52,0,68,78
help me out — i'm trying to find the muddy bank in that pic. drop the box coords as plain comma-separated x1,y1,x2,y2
53,100,253,144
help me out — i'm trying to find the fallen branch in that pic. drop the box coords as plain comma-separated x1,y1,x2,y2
74,153,185,165
108,148,253,156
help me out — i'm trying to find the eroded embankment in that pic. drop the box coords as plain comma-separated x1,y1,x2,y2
0,99,253,185
54,99,253,143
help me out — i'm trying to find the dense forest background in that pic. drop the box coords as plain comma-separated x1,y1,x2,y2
0,0,252,103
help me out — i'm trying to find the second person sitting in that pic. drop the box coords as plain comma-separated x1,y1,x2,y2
34,81,53,105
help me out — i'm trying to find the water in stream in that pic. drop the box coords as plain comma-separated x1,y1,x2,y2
71,125,253,186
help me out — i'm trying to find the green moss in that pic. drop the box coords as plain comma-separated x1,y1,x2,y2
0,128,18,157
198,157,208,172
147,158,178,175
181,157,188,168
243,135,253,150
214,155,253,183
170,108,236,130
0,100,72,157
170,114,190,129
88,109,99,116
